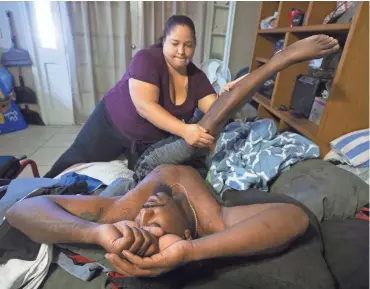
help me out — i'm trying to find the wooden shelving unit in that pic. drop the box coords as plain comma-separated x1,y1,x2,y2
253,93,318,140
249,1,369,156
258,23,351,35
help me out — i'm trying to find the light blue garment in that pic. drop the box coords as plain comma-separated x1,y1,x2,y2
0,178,59,222
208,119,320,195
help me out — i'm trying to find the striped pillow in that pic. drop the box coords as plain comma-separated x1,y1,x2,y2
330,129,370,168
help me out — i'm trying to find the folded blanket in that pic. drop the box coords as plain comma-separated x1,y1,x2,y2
208,119,320,195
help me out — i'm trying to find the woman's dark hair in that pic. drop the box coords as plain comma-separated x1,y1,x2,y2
152,15,196,48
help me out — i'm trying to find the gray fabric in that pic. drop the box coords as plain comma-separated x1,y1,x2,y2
270,159,369,222
134,136,207,182
39,263,111,289
99,177,136,197
55,244,115,271
183,240,335,289
321,220,369,289
56,252,109,282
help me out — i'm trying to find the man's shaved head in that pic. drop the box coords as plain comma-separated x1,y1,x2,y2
152,183,173,197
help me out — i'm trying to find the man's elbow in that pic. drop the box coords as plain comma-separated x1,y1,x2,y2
4,202,20,227
286,204,309,238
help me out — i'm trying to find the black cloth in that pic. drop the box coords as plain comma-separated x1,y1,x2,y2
44,101,151,178
321,219,369,289
0,220,40,264
0,156,20,179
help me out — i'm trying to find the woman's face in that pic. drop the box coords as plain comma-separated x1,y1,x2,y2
135,191,190,238
162,25,195,71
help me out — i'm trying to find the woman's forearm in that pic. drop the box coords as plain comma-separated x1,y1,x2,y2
137,101,187,137
5,197,99,245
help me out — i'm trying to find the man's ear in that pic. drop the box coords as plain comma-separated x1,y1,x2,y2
184,229,192,240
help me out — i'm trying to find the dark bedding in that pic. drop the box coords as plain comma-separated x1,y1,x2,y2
3,159,369,289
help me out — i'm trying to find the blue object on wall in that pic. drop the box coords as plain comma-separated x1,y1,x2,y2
0,67,27,135
1,11,33,67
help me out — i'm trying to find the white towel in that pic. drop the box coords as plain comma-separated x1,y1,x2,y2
0,244,53,289
56,160,134,185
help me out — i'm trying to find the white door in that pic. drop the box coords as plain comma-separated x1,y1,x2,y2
26,1,74,125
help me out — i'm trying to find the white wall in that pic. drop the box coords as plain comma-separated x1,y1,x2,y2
229,1,261,78
0,1,40,113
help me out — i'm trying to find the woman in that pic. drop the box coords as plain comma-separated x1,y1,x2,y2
45,15,218,178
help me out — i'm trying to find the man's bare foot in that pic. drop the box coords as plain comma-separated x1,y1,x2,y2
274,34,340,67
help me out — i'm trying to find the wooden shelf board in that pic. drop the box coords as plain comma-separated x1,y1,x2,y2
253,92,271,109
258,23,351,35
256,57,269,63
252,93,318,140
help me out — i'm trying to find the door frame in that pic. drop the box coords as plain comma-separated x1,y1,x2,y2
18,1,75,125
18,1,47,124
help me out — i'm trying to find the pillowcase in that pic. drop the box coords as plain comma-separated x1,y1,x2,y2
330,128,369,168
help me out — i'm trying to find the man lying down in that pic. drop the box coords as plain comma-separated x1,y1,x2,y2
5,34,340,288
6,164,309,277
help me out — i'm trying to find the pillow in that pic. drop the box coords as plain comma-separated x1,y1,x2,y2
321,219,369,289
270,159,369,222
330,129,370,168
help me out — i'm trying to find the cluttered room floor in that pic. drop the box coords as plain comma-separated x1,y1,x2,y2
0,125,81,177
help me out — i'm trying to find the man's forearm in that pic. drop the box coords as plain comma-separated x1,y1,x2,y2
5,197,99,245
188,204,308,261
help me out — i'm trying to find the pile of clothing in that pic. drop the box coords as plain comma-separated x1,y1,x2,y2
207,119,320,196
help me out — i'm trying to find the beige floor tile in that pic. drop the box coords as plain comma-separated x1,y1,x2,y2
43,134,76,148
37,165,52,177
29,147,67,166
59,125,82,134
0,139,40,156
16,166,34,178
1,126,61,147
16,165,51,178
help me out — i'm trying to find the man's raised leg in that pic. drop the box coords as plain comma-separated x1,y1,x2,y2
134,35,340,181
199,34,340,136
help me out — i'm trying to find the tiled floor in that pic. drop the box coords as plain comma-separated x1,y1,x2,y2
0,125,81,177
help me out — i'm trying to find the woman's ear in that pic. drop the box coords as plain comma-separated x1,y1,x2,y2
184,229,192,240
